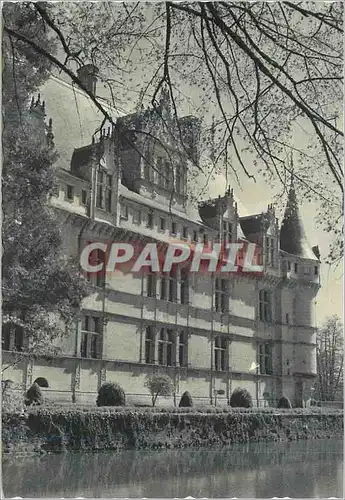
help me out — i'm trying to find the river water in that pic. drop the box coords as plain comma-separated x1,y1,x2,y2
2,438,343,498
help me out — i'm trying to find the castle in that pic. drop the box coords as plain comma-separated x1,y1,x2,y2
2,65,321,407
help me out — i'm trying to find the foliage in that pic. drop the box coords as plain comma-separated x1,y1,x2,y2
2,380,25,413
96,382,126,407
315,315,344,402
2,2,90,372
277,396,292,409
179,391,193,408
25,382,43,406
230,387,253,408
144,375,173,407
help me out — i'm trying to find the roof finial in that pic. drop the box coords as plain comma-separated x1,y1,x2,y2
47,117,54,148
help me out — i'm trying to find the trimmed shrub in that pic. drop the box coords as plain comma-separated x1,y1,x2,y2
179,391,193,407
96,382,126,407
230,387,253,408
25,382,43,406
144,374,173,407
277,396,292,409
34,377,49,388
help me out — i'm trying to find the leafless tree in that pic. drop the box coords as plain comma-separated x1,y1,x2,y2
315,315,344,402
3,1,343,261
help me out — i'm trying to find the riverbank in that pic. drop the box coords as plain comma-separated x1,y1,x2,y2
2,407,343,455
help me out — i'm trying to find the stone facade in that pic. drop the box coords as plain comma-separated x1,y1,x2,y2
2,71,321,407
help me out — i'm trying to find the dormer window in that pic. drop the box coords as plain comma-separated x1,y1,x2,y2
222,221,232,244
133,208,141,224
77,64,99,96
314,266,318,276
120,203,128,220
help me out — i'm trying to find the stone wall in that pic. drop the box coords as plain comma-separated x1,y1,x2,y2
3,408,343,455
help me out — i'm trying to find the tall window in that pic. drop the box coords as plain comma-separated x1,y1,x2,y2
180,268,189,305
294,263,298,273
259,290,272,323
2,323,24,351
163,161,172,189
96,170,112,212
66,184,74,200
158,328,174,366
214,336,227,371
182,227,188,239
147,273,157,297
145,326,155,364
175,164,182,194
258,343,273,375
265,237,275,266
87,247,105,287
160,270,177,302
178,331,188,367
81,316,102,359
160,218,166,231
144,162,155,183
157,157,164,187
172,222,177,235
147,211,153,228
215,278,229,313
81,189,88,205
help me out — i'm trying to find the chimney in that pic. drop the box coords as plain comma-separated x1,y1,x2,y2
77,64,99,95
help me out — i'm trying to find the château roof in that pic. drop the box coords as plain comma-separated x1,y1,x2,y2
280,180,319,261
239,213,264,237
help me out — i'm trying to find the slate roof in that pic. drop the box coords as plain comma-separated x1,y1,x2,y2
239,214,264,237
280,184,319,261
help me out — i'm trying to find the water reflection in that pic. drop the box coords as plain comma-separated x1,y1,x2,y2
3,438,343,498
